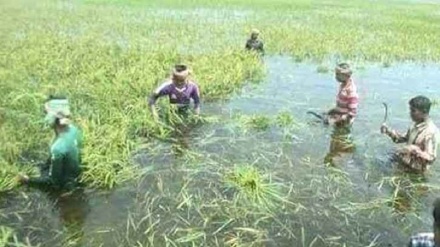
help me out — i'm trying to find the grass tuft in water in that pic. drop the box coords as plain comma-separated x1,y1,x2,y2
316,65,330,74
239,114,271,131
225,165,283,210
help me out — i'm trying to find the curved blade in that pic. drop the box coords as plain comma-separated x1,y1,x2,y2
307,111,325,121
382,102,388,123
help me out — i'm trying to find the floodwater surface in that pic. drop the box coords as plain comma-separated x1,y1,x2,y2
2,56,440,246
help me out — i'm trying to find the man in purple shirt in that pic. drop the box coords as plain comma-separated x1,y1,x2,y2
148,64,201,120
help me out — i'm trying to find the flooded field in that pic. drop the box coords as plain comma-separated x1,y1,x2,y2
3,0,440,246
2,56,440,246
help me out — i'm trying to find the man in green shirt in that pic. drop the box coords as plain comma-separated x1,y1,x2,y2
18,96,82,191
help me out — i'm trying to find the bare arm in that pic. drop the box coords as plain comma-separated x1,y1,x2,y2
383,126,409,144
191,85,201,115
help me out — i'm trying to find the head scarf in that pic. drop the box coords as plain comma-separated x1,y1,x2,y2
251,29,260,35
44,98,71,126
335,63,352,76
172,64,190,81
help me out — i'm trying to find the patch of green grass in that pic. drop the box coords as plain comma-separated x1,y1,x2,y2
238,115,271,131
0,161,36,193
80,0,440,61
225,165,284,210
0,0,263,190
316,65,330,74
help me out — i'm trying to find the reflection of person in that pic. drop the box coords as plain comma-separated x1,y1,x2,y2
48,189,90,246
326,63,359,127
388,172,427,214
18,96,82,191
324,125,355,166
407,198,440,247
381,96,439,173
148,64,201,121
245,29,264,55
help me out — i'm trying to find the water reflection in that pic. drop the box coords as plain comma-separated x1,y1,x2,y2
47,189,90,246
324,125,356,166
389,168,429,214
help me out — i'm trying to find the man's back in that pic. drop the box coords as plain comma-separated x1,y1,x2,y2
50,124,82,188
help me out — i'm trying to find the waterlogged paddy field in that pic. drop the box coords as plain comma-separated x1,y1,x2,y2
4,56,440,247
2,0,440,246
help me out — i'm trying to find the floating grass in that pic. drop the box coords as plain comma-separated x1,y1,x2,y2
238,114,271,132
316,65,330,74
225,165,285,210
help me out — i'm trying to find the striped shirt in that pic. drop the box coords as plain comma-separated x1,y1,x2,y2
408,233,438,247
335,79,359,119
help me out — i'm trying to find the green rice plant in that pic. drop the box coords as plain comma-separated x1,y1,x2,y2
0,161,36,193
0,226,13,247
225,165,284,210
382,61,392,68
0,226,34,247
238,115,271,132
316,65,329,74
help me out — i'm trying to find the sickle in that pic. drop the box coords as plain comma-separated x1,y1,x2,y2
307,111,329,125
382,102,388,124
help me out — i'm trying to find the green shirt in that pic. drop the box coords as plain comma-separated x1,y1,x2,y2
29,124,82,190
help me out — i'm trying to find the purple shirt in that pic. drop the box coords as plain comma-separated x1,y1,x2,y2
149,80,200,108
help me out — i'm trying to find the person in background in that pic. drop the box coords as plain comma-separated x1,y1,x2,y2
381,96,439,173
245,29,265,55
18,95,82,191
407,198,440,247
326,63,359,127
148,64,200,121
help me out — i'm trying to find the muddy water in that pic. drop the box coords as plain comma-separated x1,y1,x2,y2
2,56,440,246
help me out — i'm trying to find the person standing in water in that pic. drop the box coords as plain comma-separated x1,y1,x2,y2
381,96,439,173
321,63,358,165
408,198,440,247
18,96,82,191
245,29,265,55
326,63,359,127
148,64,201,121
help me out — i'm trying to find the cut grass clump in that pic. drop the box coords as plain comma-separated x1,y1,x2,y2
225,165,284,210
316,65,329,73
275,111,296,128
239,115,271,131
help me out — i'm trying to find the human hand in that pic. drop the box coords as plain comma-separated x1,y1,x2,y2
16,174,29,184
405,145,421,155
380,123,389,134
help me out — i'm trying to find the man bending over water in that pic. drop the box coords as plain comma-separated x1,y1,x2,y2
18,96,82,191
408,198,440,247
148,64,200,121
381,96,439,173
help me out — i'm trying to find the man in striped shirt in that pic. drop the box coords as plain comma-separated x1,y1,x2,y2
326,63,359,127
407,198,440,247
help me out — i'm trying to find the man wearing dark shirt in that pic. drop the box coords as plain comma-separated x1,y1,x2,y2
245,29,264,55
